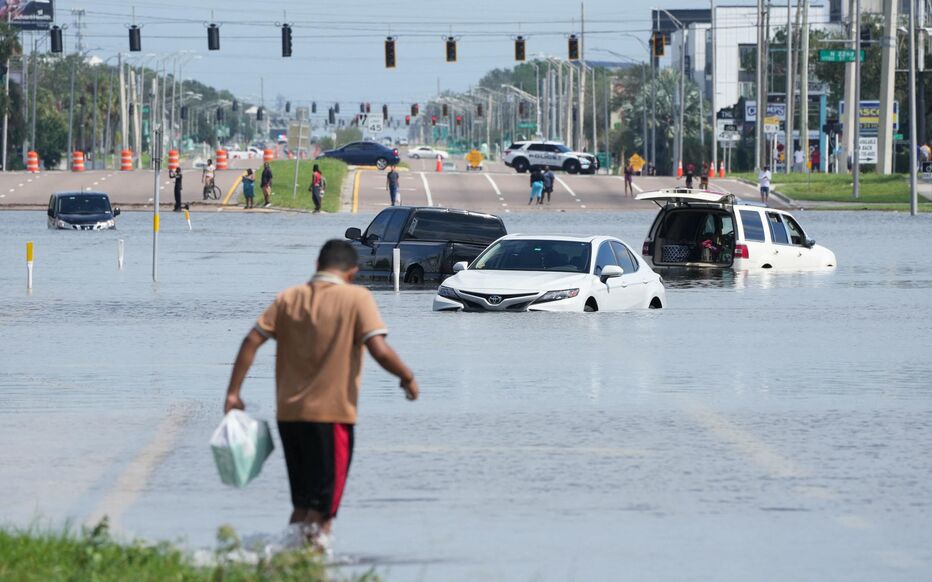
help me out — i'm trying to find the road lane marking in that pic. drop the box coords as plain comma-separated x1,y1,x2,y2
484,173,503,198
221,173,244,205
352,170,361,213
555,176,580,203
419,172,433,207
86,407,193,529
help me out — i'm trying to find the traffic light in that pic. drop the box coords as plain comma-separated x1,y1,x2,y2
518,101,527,117
860,24,872,44
431,115,437,126
366,102,371,113
405,115,411,126
311,101,317,114
334,102,340,114
651,33,665,57
360,103,365,113
50,26,63,53
477,103,484,117
207,23,220,51
568,34,579,61
385,36,396,68
232,99,238,112
256,106,264,121
445,36,457,63
411,103,419,116
515,36,526,62
285,101,291,113
129,25,142,52
382,104,388,119
282,24,293,57
216,107,224,121
328,107,336,124
455,115,462,126
442,103,449,117
180,105,188,120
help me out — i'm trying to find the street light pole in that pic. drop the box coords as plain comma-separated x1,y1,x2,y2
908,0,918,215
853,0,861,199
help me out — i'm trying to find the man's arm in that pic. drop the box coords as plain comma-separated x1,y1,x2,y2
365,335,418,400
224,328,269,413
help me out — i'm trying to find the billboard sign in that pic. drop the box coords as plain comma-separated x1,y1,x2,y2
839,100,900,134
744,102,786,122
0,0,54,30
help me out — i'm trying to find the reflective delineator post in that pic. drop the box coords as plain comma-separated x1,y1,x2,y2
118,239,125,270
184,208,192,231
26,241,34,290
393,248,401,293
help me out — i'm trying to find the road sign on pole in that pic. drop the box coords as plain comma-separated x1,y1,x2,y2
818,49,865,63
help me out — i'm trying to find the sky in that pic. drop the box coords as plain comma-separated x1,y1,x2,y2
51,0,717,107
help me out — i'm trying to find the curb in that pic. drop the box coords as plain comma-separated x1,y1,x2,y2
733,177,798,208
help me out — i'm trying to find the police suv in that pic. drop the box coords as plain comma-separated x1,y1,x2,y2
502,141,598,175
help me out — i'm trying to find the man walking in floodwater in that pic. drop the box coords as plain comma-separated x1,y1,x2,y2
223,240,419,552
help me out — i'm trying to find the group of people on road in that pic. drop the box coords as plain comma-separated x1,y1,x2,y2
242,163,275,209
528,167,555,205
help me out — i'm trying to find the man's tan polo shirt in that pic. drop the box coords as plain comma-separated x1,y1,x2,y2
255,273,387,424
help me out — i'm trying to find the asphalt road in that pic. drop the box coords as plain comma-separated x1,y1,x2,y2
0,151,772,213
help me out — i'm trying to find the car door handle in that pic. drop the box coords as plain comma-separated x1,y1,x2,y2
773,249,779,255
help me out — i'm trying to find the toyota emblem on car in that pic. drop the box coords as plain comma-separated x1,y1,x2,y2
488,295,503,305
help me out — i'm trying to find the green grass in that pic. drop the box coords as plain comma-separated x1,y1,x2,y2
0,519,378,582
237,159,348,212
803,202,932,212
732,172,921,203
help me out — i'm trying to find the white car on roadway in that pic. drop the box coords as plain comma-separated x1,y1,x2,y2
407,146,448,159
502,141,598,174
433,234,666,312
636,189,837,271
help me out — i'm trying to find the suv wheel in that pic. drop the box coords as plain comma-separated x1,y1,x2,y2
513,158,529,173
564,159,581,174
375,158,389,170
405,265,424,285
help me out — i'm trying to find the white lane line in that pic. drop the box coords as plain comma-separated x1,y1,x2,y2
8,188,14,192
615,175,644,194
555,176,579,201
27,179,32,183
18,183,24,187
1,194,5,198
484,173,503,200
93,182,99,186
419,172,433,207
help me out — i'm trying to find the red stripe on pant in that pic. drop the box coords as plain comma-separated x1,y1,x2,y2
330,423,351,517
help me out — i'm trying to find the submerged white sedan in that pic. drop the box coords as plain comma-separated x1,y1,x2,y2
433,235,666,312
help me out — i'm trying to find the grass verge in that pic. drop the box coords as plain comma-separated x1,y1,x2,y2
0,518,378,582
732,172,923,203
236,159,348,212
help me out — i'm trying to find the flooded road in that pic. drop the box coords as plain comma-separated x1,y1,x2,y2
1,209,931,581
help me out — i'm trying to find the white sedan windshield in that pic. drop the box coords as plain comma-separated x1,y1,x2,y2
472,240,591,273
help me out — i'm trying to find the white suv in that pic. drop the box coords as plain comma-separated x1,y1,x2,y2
503,141,598,175
636,189,837,271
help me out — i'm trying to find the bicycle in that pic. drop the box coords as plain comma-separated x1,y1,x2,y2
203,178,221,201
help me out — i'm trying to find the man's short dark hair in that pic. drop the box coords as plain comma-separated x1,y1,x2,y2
318,239,358,271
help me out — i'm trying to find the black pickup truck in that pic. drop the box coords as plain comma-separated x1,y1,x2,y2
345,207,506,285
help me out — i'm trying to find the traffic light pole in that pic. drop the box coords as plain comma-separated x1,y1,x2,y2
853,0,861,199
907,0,918,216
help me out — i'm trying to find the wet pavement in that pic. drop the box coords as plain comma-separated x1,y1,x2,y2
1,209,931,581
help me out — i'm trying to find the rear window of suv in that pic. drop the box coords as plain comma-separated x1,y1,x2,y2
406,211,506,244
739,210,766,241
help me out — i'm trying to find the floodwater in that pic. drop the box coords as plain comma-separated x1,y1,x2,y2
1,209,931,581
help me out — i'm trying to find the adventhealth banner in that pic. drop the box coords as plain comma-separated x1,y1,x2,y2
0,0,54,31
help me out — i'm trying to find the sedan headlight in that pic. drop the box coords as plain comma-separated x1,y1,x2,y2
437,286,459,299
536,288,580,303
56,219,69,229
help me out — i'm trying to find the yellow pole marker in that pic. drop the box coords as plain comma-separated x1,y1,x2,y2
221,174,245,206
184,208,192,230
352,170,361,213
26,241,34,290
153,214,160,233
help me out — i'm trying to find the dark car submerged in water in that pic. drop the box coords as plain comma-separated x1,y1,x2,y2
47,192,121,230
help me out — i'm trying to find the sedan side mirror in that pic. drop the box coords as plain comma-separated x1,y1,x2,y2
452,261,468,272
600,265,624,282
345,227,362,241
804,238,815,249
113,208,121,217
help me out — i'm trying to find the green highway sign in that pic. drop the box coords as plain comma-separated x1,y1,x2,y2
517,122,537,130
818,49,865,63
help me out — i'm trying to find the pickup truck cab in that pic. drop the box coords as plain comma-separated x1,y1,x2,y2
345,207,507,285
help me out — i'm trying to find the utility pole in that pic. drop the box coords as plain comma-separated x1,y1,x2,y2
679,26,686,173
651,12,657,168
907,0,918,215
711,0,718,173
756,0,764,170
785,0,796,174
853,0,862,198
843,0,857,176
800,0,810,173
2,10,11,171
67,57,75,166
578,3,586,151
877,0,898,174
119,55,128,153
30,36,38,154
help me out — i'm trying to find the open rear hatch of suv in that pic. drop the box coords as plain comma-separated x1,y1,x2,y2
637,189,737,268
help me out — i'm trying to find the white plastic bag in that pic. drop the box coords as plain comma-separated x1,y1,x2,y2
210,409,274,488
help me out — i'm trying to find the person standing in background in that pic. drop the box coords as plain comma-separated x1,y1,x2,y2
542,168,555,204
386,165,400,206
310,164,327,213
758,165,772,205
261,162,274,208
242,169,256,209
623,163,634,197
170,166,183,211
529,167,544,205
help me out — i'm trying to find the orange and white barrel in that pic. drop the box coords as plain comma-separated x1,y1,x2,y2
215,149,228,170
120,149,133,171
26,151,39,173
263,148,274,163
71,151,85,172
167,150,180,171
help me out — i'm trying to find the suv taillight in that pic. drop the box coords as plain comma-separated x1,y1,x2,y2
393,148,399,157
504,149,512,155
735,243,750,259
642,241,651,256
